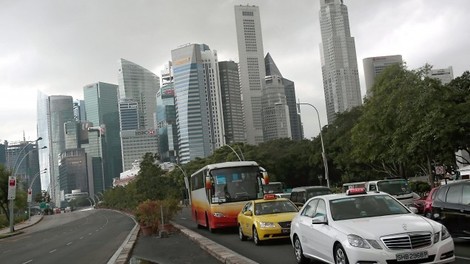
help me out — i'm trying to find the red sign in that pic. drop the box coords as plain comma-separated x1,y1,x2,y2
9,178,16,187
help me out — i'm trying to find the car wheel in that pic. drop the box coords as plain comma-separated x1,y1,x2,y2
239,225,247,241
253,227,262,245
293,235,309,264
334,244,349,264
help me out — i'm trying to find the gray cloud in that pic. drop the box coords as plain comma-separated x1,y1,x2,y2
1,0,469,142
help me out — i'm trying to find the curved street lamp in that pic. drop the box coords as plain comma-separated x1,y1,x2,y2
224,144,243,161
28,169,47,220
11,137,42,171
297,102,329,188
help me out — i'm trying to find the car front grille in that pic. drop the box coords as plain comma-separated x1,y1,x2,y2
278,221,291,228
381,232,432,250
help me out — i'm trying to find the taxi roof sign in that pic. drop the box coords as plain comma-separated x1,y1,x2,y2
346,187,367,195
263,194,277,200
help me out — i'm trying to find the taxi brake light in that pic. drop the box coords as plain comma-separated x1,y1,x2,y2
263,194,277,200
346,187,367,195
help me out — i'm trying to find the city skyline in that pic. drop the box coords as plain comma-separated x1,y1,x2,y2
2,0,470,142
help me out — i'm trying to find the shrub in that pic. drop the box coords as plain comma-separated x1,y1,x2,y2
135,199,181,233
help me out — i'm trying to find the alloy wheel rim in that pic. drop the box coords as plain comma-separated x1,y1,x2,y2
336,248,345,264
294,238,302,262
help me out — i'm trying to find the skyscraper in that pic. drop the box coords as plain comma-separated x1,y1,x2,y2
235,5,267,145
83,82,122,190
118,59,160,170
171,43,225,163
264,53,303,141
319,0,362,124
363,55,403,97
157,63,178,163
118,58,160,130
218,61,246,144
263,75,291,141
37,94,74,206
427,66,454,85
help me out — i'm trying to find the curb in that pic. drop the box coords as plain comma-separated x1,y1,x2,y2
107,210,139,264
170,221,259,264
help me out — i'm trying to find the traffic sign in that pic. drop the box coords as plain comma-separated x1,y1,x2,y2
7,176,16,200
27,188,32,203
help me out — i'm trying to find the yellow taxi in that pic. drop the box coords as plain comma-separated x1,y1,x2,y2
237,194,299,245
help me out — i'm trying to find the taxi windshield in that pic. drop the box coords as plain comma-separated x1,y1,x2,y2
255,200,298,215
377,180,411,195
330,194,410,220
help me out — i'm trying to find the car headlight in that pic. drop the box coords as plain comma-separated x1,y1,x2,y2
213,212,225,218
347,234,370,249
259,222,276,228
441,225,451,241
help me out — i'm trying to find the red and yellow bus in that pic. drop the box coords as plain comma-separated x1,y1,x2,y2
190,161,268,232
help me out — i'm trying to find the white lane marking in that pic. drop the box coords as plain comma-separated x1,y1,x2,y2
49,249,57,253
456,256,470,261
66,242,72,246
96,229,99,232
79,236,84,240
22,260,33,264
88,233,92,236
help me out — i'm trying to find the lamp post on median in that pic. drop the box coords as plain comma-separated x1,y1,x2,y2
297,102,329,188
224,144,243,161
174,163,191,206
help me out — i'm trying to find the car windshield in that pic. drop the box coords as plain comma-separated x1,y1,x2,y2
255,200,298,215
377,180,411,195
263,183,283,194
330,195,410,220
307,189,332,199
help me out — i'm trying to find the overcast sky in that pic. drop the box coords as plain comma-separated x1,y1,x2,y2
1,0,469,143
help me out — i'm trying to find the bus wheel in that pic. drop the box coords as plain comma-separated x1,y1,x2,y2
196,212,203,229
206,213,214,233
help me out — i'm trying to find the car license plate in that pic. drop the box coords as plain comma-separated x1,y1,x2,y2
281,228,290,234
396,251,428,262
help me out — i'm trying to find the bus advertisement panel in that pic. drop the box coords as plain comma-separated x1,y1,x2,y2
190,161,268,231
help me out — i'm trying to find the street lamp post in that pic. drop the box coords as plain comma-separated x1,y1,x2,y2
174,163,190,206
10,137,43,171
28,169,47,220
224,144,243,161
298,102,329,188
10,144,46,232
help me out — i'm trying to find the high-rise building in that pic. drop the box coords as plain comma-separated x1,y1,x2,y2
319,0,362,124
218,61,246,144
118,59,160,169
157,63,178,163
58,148,88,195
427,66,454,85
83,82,122,190
235,5,267,145
37,94,74,206
119,99,140,131
118,58,160,130
263,75,291,141
363,55,403,97
171,43,225,163
264,53,303,141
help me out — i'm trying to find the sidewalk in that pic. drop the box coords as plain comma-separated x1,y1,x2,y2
0,214,43,237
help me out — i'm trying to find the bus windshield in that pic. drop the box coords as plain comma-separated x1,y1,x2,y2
377,180,411,195
263,182,284,194
211,166,260,203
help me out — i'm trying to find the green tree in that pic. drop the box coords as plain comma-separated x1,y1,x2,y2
0,165,13,223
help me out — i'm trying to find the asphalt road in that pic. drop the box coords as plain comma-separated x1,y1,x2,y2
174,206,470,264
0,208,134,264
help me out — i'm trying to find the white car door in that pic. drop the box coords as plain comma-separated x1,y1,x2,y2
307,199,334,262
297,199,318,256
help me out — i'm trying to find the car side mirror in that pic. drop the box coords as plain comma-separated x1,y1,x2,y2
407,206,418,214
243,210,253,216
311,214,327,225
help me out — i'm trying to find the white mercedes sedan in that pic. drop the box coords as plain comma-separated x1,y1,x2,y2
290,188,455,264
